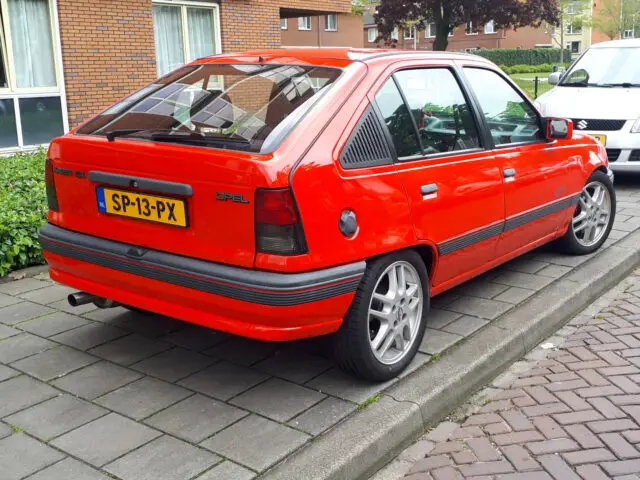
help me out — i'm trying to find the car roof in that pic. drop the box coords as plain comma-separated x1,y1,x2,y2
590,39,640,49
196,47,494,67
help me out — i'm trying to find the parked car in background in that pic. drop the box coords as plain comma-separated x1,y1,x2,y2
535,39,640,172
40,49,615,381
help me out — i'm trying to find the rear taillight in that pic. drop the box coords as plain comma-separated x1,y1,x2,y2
255,189,307,255
45,158,59,212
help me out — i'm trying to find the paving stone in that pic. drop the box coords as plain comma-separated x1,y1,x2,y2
201,414,308,471
501,444,540,471
0,374,58,417
27,457,111,480
1,303,56,329
442,315,488,336
493,431,545,446
0,332,55,364
131,347,215,382
600,432,640,459
445,296,512,320
426,422,459,442
504,257,550,274
0,292,20,308
501,410,534,431
0,422,12,439
50,322,128,350
494,287,536,304
111,311,185,337
420,329,463,355
426,309,463,330
553,390,591,410
88,333,171,365
254,350,332,384
526,438,579,455
565,423,605,448
574,464,611,480
17,311,89,337
521,403,571,417
160,325,229,352
5,394,107,441
459,460,514,476
532,416,565,439
553,409,604,425
408,455,452,473
19,284,76,304
457,279,511,299
497,473,552,480
205,337,278,366
51,360,143,399
11,345,98,381
466,436,501,461
601,460,640,476
399,440,436,462
589,419,638,433
0,323,20,339
0,433,64,479
491,271,555,290
179,361,270,401
306,367,395,403
288,396,356,435
145,394,248,443
0,278,50,295
537,453,581,480
536,264,573,279
231,378,325,422
106,435,220,480
95,376,192,420
590,397,627,419
195,461,256,480
51,413,161,467
48,298,97,315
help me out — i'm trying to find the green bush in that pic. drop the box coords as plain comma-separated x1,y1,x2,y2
474,48,571,66
501,63,572,75
0,150,48,277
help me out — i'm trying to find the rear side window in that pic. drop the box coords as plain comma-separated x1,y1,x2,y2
394,69,480,154
76,64,341,153
463,68,542,146
375,78,422,158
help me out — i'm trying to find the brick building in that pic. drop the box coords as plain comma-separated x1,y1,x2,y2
362,8,553,52
281,13,363,48
0,0,351,154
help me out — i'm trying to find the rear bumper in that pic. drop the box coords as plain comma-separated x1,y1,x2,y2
39,223,364,340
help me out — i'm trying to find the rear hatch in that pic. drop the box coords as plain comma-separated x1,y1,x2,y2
48,62,342,268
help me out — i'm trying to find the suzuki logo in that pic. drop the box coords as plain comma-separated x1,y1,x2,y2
577,120,589,130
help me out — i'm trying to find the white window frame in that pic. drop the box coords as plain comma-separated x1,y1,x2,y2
281,18,287,30
426,23,436,38
484,20,496,34
0,0,69,153
567,40,582,54
466,21,479,35
623,28,634,39
153,0,222,76
368,27,378,43
566,2,577,14
298,16,312,31
566,20,582,35
404,27,415,39
325,14,337,32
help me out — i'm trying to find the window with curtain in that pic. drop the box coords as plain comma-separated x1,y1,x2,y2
152,2,219,77
0,0,64,151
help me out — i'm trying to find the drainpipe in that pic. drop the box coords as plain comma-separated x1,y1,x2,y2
318,16,322,47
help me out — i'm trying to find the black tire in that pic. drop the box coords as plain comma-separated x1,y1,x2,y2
331,250,430,382
556,170,616,255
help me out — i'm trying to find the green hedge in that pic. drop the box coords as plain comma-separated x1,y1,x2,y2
0,150,48,277
500,63,572,75
474,48,571,66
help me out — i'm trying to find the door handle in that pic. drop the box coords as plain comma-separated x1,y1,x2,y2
503,168,516,181
420,184,438,196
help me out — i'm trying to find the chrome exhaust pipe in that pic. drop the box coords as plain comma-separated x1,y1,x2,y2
68,291,97,307
68,292,121,309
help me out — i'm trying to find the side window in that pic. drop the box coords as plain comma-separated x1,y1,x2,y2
374,78,422,158
394,68,480,154
463,68,542,146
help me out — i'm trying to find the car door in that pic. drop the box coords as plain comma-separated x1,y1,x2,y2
373,65,505,288
461,66,583,258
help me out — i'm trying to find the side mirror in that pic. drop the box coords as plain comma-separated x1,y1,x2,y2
546,118,573,140
548,72,561,85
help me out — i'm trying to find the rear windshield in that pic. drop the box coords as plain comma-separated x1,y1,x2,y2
76,64,342,153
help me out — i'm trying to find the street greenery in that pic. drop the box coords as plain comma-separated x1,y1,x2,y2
0,149,48,277
474,48,570,67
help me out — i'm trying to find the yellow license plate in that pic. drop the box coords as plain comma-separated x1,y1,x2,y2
590,134,607,146
97,187,188,227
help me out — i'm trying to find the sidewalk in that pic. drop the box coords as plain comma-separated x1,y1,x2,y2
375,268,640,480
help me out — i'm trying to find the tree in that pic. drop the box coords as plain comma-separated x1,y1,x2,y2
592,0,640,40
374,0,560,51
551,0,591,63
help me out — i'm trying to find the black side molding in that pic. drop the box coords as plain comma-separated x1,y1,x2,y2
88,171,193,197
39,224,365,307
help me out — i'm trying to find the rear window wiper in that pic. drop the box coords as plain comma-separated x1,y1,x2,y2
104,129,151,142
149,131,251,147
559,82,600,87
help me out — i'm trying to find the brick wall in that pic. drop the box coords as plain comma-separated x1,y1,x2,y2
281,14,363,47
57,0,157,127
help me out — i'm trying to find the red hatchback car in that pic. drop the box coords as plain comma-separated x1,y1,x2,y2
40,48,616,381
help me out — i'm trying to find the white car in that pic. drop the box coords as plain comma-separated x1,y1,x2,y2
535,39,640,172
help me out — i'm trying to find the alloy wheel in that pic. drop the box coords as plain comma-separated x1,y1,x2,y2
572,180,612,248
368,261,423,365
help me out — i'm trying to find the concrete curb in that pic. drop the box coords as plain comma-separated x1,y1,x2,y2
261,230,640,480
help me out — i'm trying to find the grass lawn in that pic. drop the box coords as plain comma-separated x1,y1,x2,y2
509,72,553,99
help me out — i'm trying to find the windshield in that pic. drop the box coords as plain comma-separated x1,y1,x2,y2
76,64,342,153
560,46,640,87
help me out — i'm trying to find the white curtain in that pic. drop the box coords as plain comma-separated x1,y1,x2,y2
153,5,185,77
7,0,56,88
187,7,215,61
